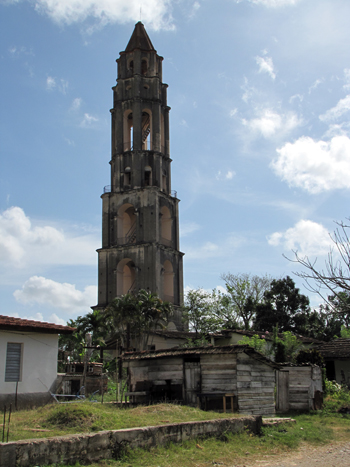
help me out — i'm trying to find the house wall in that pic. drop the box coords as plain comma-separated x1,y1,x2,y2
127,357,183,402
334,359,350,386
0,331,58,408
125,351,276,415
147,334,187,350
236,352,276,416
281,366,323,411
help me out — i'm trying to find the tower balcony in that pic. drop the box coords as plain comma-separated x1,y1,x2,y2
103,185,177,198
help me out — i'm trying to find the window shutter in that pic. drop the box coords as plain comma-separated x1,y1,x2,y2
5,343,22,382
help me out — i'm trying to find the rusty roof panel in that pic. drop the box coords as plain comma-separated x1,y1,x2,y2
0,315,75,334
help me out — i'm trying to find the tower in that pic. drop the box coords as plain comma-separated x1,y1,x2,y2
94,22,184,330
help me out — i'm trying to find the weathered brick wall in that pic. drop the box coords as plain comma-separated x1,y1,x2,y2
0,415,261,467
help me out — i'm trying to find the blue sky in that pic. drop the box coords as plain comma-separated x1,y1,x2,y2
1,0,350,325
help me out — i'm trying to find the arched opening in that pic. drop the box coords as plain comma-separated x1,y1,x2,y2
163,260,174,303
123,110,133,151
128,60,134,75
117,204,136,244
144,166,152,187
124,167,131,187
141,110,152,150
160,206,172,246
141,59,148,75
117,258,136,295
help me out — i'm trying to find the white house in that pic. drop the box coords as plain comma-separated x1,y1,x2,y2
0,315,74,409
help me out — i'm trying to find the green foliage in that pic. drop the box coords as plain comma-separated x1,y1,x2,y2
340,325,350,338
323,382,350,414
182,288,236,336
180,336,211,348
238,334,266,354
222,272,272,329
254,276,310,334
44,406,95,428
296,348,324,367
324,379,343,396
58,310,109,369
105,289,172,350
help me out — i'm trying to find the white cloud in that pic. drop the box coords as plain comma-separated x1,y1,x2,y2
0,206,97,267
31,0,174,31
8,45,34,56
188,1,200,19
70,97,82,111
185,235,245,260
289,94,303,104
14,276,97,313
80,113,99,127
0,206,64,264
319,95,350,123
241,0,301,5
241,78,257,103
180,222,201,237
255,56,276,80
242,109,301,138
216,170,236,180
271,135,350,193
343,69,350,90
49,313,66,325
267,220,331,257
46,76,68,94
308,79,323,94
46,76,56,90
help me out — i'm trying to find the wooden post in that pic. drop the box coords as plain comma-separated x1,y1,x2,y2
15,382,18,411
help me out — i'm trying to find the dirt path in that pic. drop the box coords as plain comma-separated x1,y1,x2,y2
233,441,350,467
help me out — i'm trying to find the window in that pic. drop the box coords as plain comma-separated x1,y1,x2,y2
144,166,152,186
5,343,22,382
141,59,148,75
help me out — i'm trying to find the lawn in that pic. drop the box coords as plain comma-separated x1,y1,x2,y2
2,385,350,467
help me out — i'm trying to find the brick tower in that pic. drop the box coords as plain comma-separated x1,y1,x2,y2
94,22,184,330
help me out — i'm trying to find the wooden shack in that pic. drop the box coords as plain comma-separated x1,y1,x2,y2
276,364,323,412
122,345,279,415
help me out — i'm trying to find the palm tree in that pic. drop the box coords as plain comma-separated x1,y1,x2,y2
105,290,172,351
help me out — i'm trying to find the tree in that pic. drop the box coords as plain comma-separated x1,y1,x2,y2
105,289,172,351
254,276,310,334
221,273,272,329
182,289,226,337
287,219,350,315
58,310,110,370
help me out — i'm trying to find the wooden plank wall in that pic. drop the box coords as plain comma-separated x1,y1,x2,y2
200,354,237,393
128,357,183,391
284,366,311,411
236,353,276,415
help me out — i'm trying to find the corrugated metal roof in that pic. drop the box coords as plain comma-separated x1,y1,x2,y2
121,344,280,368
0,315,75,334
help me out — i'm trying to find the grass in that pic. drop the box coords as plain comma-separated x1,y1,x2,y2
39,412,350,467
3,386,350,467
0,402,243,442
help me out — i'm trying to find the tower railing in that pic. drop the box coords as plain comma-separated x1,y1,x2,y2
104,185,111,193
171,190,177,198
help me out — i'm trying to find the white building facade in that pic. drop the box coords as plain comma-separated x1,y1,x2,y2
0,315,74,409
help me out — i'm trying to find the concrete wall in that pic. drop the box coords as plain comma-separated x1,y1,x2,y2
0,415,262,467
0,331,58,409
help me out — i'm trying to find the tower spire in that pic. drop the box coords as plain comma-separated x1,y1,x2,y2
125,21,155,53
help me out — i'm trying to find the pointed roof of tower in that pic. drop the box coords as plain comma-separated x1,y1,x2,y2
125,22,155,53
